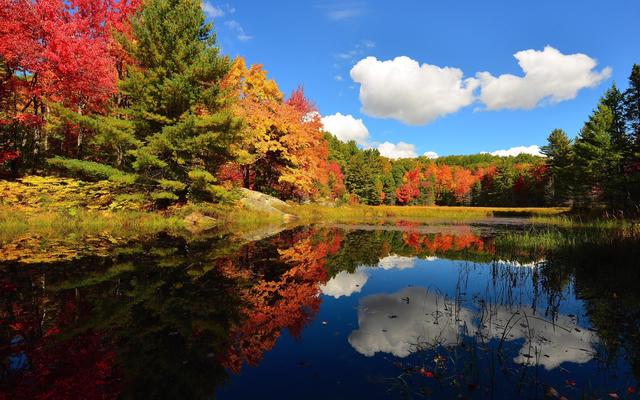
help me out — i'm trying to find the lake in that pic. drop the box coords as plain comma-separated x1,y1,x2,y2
1,221,638,399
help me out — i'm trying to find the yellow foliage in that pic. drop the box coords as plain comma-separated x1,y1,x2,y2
0,176,152,211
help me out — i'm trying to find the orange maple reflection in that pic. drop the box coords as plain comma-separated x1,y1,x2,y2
221,230,343,372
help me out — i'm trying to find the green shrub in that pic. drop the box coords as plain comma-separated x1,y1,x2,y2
151,191,179,209
47,157,137,184
207,185,238,204
158,179,186,192
188,168,215,186
188,169,217,200
151,191,179,201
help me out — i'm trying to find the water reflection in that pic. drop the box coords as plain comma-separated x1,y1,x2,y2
0,224,638,399
349,286,597,369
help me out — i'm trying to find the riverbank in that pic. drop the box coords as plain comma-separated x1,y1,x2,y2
0,175,571,241
2,175,637,253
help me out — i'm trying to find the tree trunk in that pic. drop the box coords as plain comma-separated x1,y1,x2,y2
242,165,251,188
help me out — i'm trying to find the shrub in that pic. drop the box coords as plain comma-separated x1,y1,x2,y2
47,157,137,184
151,191,179,209
188,169,216,200
158,179,187,192
207,184,238,204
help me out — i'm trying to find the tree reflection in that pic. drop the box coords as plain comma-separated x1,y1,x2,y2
1,225,639,399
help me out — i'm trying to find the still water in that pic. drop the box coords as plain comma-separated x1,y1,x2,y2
1,222,638,399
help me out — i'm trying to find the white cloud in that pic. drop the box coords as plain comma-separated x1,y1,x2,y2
350,56,479,125
224,20,252,41
335,40,376,62
320,2,366,21
362,40,375,49
327,8,363,20
201,2,224,18
377,142,418,159
337,50,358,60
321,113,370,145
334,75,343,81
320,269,369,298
489,145,543,157
423,151,439,159
477,46,611,110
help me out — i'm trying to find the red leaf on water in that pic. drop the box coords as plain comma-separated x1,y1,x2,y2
9,322,24,331
608,393,619,399
419,368,434,378
565,379,576,387
628,387,636,394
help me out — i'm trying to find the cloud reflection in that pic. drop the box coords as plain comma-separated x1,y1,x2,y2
321,255,431,298
348,287,597,369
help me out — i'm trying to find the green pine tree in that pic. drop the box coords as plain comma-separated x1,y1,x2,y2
541,129,573,205
121,0,241,181
623,64,640,208
573,103,615,209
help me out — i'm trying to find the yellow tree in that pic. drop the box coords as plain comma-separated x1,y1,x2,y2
220,57,329,200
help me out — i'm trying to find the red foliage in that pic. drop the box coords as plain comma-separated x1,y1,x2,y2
0,0,139,110
396,167,421,204
0,150,20,164
217,162,244,186
326,161,346,198
286,85,317,115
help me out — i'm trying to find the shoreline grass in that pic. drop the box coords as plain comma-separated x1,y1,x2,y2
291,204,568,225
0,207,185,244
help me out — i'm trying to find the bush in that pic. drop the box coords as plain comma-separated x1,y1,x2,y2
151,191,179,208
47,157,137,184
158,179,186,192
207,185,238,204
188,169,215,187
188,168,217,200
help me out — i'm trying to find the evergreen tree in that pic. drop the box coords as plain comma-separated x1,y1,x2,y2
121,0,240,180
625,64,640,146
541,129,573,205
345,150,382,205
624,64,640,208
573,104,615,208
602,84,633,209
603,84,631,154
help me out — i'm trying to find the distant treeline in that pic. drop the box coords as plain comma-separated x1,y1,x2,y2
0,0,638,212
325,65,640,211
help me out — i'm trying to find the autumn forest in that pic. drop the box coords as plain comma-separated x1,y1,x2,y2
2,1,640,399
1,0,639,213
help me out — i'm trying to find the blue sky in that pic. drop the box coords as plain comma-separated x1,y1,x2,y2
203,0,640,158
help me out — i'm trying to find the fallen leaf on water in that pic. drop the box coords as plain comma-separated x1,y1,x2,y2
628,386,636,394
9,323,24,331
546,386,560,398
608,393,619,399
419,368,434,378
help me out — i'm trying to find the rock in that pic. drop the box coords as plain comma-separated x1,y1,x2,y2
183,212,217,233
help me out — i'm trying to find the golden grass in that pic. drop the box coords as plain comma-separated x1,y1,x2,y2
291,204,568,225
0,206,184,244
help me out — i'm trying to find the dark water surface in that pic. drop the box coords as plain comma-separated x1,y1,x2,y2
1,222,639,399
